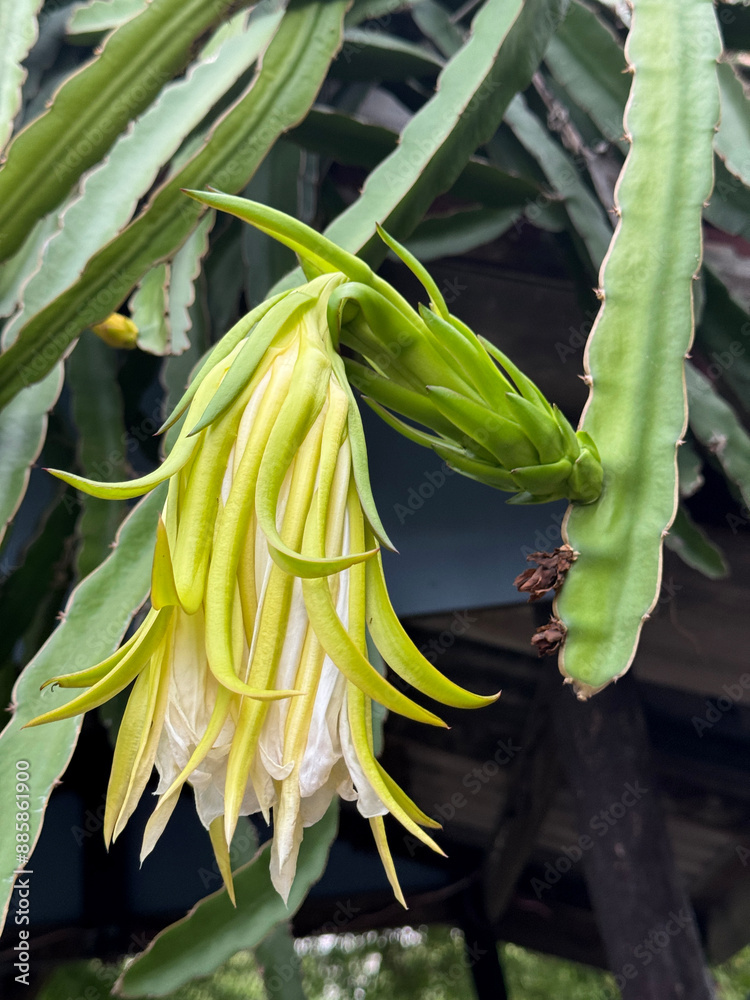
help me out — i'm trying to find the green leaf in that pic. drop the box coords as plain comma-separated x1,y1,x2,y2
0,0,43,152
289,107,539,209
116,801,338,997
0,492,78,715
704,156,750,242
277,0,567,287
0,0,258,262
66,0,147,42
686,362,750,510
0,484,166,935
0,214,58,320
412,0,463,57
402,206,521,261
544,0,629,148
0,0,348,409
718,1,750,51
131,264,171,356
1,8,279,350
331,28,442,81
677,437,704,499
665,504,728,580
346,0,414,27
67,332,128,578
161,272,211,455
37,961,119,1000
503,93,613,274
715,60,750,189
255,924,308,1000
242,143,302,308
169,210,215,356
556,0,721,696
696,265,750,412
0,369,63,546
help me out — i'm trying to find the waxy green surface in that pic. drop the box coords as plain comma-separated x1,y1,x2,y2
556,0,721,695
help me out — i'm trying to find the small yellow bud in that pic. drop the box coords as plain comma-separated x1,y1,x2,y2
91,313,138,349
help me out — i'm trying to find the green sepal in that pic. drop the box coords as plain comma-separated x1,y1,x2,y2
183,189,375,285
503,392,565,465
364,398,519,492
333,282,468,393
427,385,538,468
505,491,550,505
375,223,449,318
363,398,443,450
576,429,601,463
344,358,458,438
567,448,604,504
553,404,581,457
509,457,573,496
479,335,556,416
433,445,518,491
418,305,502,405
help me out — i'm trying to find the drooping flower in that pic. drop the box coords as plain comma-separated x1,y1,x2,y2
27,268,498,904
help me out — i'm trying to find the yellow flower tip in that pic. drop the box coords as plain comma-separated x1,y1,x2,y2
209,816,237,906
23,700,73,728
91,313,138,350
151,516,180,610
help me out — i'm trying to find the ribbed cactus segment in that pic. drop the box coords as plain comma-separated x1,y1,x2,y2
555,0,722,696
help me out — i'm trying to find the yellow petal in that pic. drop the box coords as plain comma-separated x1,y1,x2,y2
25,609,172,727
151,516,180,609
346,683,445,856
209,816,236,906
365,542,500,710
370,816,406,908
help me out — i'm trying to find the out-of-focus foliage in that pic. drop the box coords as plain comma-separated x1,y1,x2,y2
34,927,750,999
